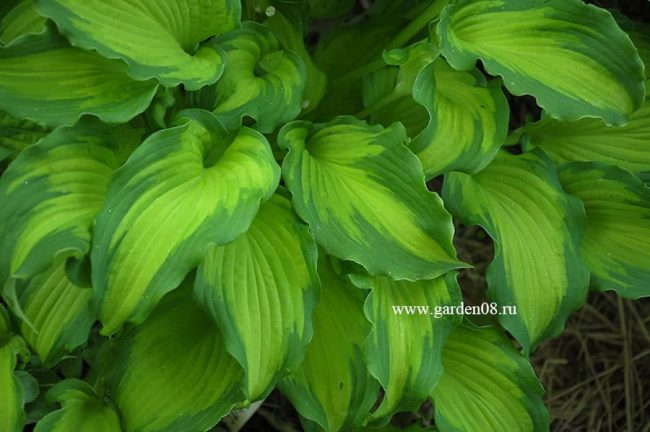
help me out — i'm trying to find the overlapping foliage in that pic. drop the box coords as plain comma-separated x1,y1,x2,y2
0,0,648,431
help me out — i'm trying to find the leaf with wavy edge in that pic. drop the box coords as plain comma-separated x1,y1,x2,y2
35,0,238,90
106,285,244,432
279,256,378,431
443,150,589,352
559,162,650,299
522,104,650,181
262,3,326,114
0,0,46,46
34,379,121,432
0,119,140,284
0,334,30,432
280,116,464,281
0,29,158,127
614,12,650,87
411,58,509,178
0,110,50,162
195,191,319,400
438,0,645,125
3,257,93,367
190,22,306,133
432,324,549,432
92,110,280,335
361,273,461,421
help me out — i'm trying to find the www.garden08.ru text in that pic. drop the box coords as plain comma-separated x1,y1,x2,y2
392,302,518,319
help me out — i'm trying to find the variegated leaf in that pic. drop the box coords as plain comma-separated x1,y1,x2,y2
279,256,378,431
195,191,319,400
438,0,645,125
190,22,306,133
443,150,589,352
411,58,509,178
106,285,244,432
4,257,94,367
35,0,238,89
0,119,140,284
559,162,650,299
522,105,650,181
92,110,280,334
262,3,326,114
280,117,463,281
0,317,30,432
0,29,158,127
361,273,461,421
432,324,549,432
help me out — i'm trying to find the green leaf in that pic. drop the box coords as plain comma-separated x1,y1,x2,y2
0,29,158,127
438,0,645,125
194,191,320,400
614,12,650,86
34,379,121,432
191,22,306,133
522,103,650,181
0,119,140,284
35,0,239,90
411,58,509,178
279,256,378,431
106,285,244,432
279,116,463,281
0,335,30,432
362,273,461,421
4,257,94,367
262,3,326,114
559,162,650,299
92,110,280,335
0,0,46,46
431,324,549,432
0,110,50,162
443,151,589,352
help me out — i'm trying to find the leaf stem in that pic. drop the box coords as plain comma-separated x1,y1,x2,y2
384,0,448,50
503,128,525,146
330,0,448,89
356,92,403,119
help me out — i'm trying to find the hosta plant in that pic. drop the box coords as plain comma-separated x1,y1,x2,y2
0,0,649,431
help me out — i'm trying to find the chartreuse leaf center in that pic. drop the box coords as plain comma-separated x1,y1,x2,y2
280,116,465,281
0,29,158,127
189,21,307,133
0,119,141,284
360,272,462,422
195,191,320,401
279,255,378,431
443,150,589,351
35,0,240,90
559,162,650,299
105,285,245,432
92,110,280,335
438,0,645,125
432,324,549,432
